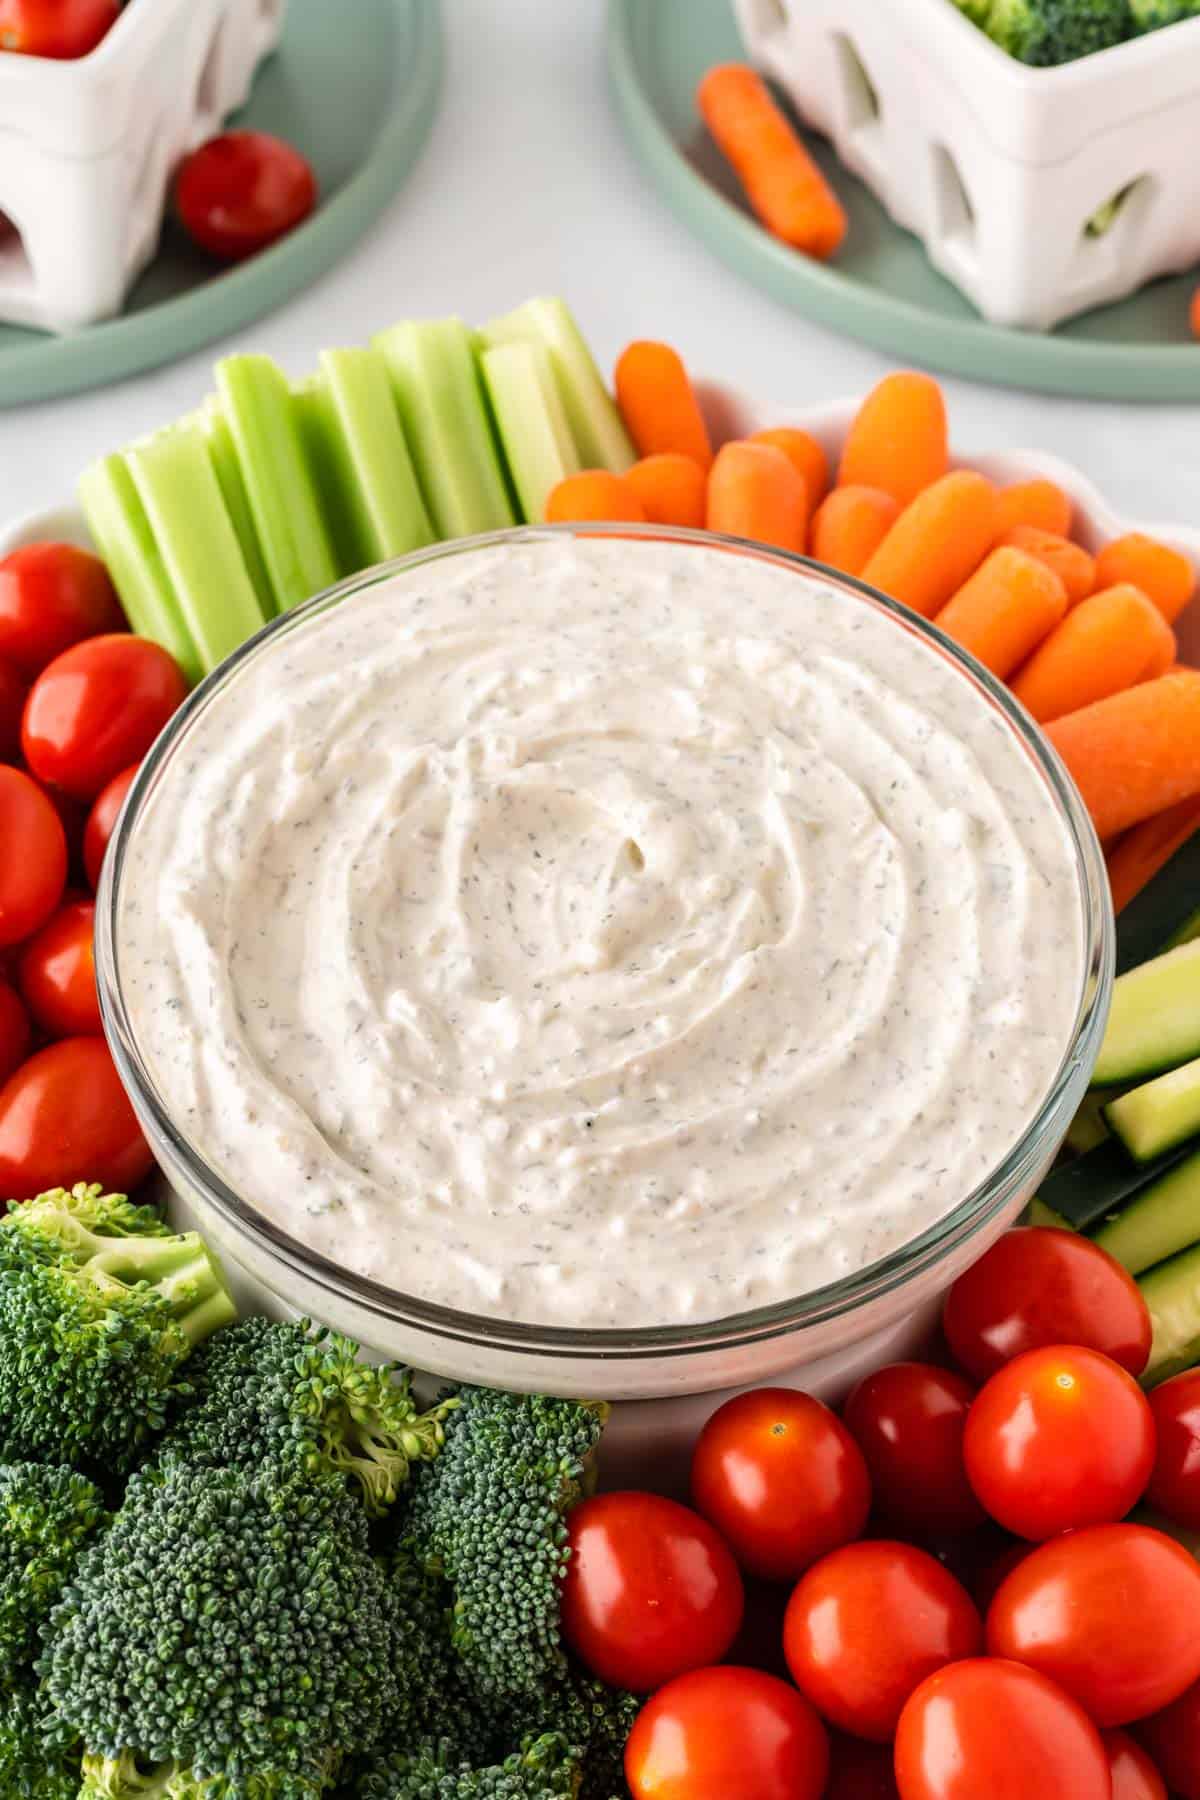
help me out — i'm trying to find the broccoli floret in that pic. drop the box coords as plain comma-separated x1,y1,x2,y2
503,1677,637,1800
360,1734,582,1800
950,0,994,23
985,0,1130,62
0,1465,107,1685
0,1690,81,1800
155,1317,455,1517
1129,0,1200,26
400,1389,608,1704
41,1462,397,1800
0,1186,236,1476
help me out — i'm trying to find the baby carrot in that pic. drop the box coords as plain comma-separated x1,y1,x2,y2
1107,795,1200,913
750,428,830,506
811,485,900,577
697,64,847,260
614,341,713,471
707,440,807,553
1001,525,1095,607
933,547,1067,680
838,373,948,507
1011,585,1177,724
545,470,646,524
625,453,707,529
1192,285,1200,341
1046,672,1200,841
860,470,998,618
994,479,1073,539
1093,532,1196,625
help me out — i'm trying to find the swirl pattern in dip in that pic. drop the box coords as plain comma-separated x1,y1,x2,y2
116,535,1085,1328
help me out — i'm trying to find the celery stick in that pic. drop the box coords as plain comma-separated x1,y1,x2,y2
126,424,268,675
372,318,516,539
215,354,339,611
306,348,437,571
479,341,580,523
199,399,277,618
292,377,355,579
77,454,203,686
480,297,635,473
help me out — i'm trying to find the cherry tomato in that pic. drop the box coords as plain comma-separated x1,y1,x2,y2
1138,1677,1200,1800
0,765,67,947
894,1659,1111,1800
1146,1369,1200,1531
964,1344,1156,1539
22,635,187,801
1104,1730,1167,1800
783,1540,982,1743
83,762,139,892
624,1665,829,1800
0,655,25,761
0,0,119,57
18,898,100,1038
0,981,30,1087
175,131,318,262
0,1036,153,1196
561,1491,744,1693
986,1523,1200,1726
843,1363,985,1536
690,1388,871,1582
825,1736,899,1799
943,1225,1151,1380
0,544,125,678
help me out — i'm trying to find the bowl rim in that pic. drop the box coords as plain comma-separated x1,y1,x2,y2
95,521,1115,1363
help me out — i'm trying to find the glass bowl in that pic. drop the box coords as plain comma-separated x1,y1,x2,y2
96,525,1114,1403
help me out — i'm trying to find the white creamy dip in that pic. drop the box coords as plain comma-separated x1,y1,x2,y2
117,535,1085,1329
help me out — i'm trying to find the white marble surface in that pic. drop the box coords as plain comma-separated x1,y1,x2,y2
2,0,1199,525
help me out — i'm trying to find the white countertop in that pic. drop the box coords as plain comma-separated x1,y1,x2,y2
2,0,1199,526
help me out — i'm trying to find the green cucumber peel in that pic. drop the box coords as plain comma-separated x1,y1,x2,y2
1036,1136,1194,1235
1092,1143,1200,1275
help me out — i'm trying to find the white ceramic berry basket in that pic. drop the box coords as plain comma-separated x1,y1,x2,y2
734,0,1200,331
0,0,287,333
2,379,1198,1482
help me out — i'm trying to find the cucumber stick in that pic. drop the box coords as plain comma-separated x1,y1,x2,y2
1036,1136,1192,1234
77,455,203,686
1116,829,1200,975
1106,1057,1200,1162
481,297,635,473
479,341,580,522
1092,937,1200,1085
215,355,339,611
126,426,268,676
1092,1145,1200,1276
300,348,435,571
1140,1240,1200,1384
373,318,515,539
199,400,276,618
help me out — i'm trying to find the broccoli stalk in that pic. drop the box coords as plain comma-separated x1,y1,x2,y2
983,0,1130,62
0,1187,236,1475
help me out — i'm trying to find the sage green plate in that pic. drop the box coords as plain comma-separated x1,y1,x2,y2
0,0,441,409
608,0,1200,402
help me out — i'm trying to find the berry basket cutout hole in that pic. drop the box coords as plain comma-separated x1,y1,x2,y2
831,32,881,131
195,18,230,124
743,0,789,39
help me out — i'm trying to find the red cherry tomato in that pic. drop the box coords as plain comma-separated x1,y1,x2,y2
964,1344,1156,1539
843,1362,985,1536
18,898,100,1038
624,1665,829,1800
894,1659,1111,1800
561,1491,744,1693
0,981,30,1087
0,544,125,678
1146,1369,1200,1531
0,765,67,947
0,1036,153,1196
83,762,139,891
943,1225,1151,1380
783,1540,982,1743
1104,1730,1167,1800
0,655,25,761
986,1523,1200,1727
690,1388,871,1582
0,0,119,57
1138,1677,1200,1800
22,635,186,801
175,131,318,262
824,1735,899,1800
